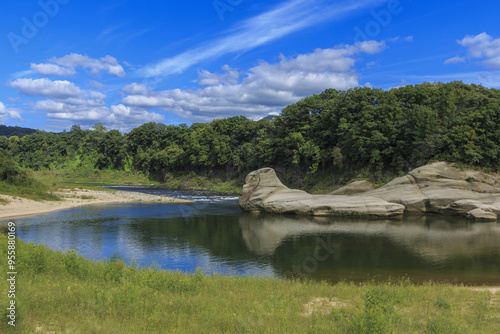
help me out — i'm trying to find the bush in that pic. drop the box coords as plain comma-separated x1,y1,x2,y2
0,155,31,185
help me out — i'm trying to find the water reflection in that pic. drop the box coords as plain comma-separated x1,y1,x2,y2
5,189,500,285
240,213,500,284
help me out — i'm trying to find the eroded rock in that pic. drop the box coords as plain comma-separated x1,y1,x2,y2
239,163,500,221
329,180,374,195
239,168,405,218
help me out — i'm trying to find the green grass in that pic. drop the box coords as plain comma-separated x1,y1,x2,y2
32,169,159,187
0,234,498,333
0,178,60,202
163,172,243,195
33,168,244,195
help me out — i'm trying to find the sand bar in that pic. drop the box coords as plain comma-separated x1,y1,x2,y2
0,188,193,220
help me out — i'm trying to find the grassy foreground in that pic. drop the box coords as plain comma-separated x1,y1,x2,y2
0,234,499,333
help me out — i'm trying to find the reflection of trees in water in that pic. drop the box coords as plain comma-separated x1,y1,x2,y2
21,205,500,285
239,213,500,284
125,213,266,263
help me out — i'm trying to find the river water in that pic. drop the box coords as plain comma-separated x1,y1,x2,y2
5,187,500,285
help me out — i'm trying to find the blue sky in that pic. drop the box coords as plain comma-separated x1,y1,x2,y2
1,0,500,132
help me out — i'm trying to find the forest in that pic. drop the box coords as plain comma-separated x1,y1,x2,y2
0,124,36,138
1,81,500,187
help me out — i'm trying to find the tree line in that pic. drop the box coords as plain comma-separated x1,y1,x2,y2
1,81,500,183
0,125,36,138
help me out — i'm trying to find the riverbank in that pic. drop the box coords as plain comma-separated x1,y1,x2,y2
0,233,498,333
0,188,193,220
32,169,244,194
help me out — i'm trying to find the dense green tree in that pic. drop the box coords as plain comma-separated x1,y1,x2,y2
4,82,500,184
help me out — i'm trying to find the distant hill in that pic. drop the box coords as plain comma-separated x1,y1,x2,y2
262,115,277,121
0,125,37,138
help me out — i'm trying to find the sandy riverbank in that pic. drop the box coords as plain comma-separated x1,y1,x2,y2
0,188,193,220
468,286,500,293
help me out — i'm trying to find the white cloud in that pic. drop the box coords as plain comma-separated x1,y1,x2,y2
390,36,414,43
88,80,106,90
445,32,500,69
139,0,386,77
198,65,240,87
32,95,163,131
10,78,82,99
444,56,466,65
32,53,126,78
54,54,126,77
123,83,150,95
0,101,23,123
30,63,76,76
88,91,107,100
46,104,163,132
0,102,7,123
8,71,162,131
124,41,385,122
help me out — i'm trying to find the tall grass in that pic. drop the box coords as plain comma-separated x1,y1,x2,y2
0,178,60,202
32,169,158,187
0,234,498,333
34,169,243,194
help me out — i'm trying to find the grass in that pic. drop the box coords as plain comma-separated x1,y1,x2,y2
163,172,243,195
33,168,244,195
32,169,159,187
0,178,60,202
0,233,499,333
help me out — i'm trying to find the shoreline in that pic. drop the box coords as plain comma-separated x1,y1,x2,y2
0,188,194,221
2,189,499,289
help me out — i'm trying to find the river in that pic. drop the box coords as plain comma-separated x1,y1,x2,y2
5,186,500,285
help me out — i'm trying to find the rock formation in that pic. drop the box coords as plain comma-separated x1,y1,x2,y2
329,180,374,195
239,168,405,218
239,162,500,221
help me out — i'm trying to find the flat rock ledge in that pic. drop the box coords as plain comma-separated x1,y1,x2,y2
239,162,500,221
239,168,405,218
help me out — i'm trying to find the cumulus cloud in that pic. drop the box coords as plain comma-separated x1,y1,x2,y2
10,78,82,99
198,65,240,87
30,63,77,76
122,83,150,95
8,74,161,131
88,91,107,100
32,95,163,131
0,101,23,123
445,32,500,69
31,53,126,77
125,41,386,122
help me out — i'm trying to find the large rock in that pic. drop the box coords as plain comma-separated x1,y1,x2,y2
364,162,500,220
239,163,500,221
239,168,405,218
329,180,374,195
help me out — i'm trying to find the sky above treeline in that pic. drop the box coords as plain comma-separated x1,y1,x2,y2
1,0,499,132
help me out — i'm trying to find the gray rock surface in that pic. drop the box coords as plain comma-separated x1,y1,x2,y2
329,180,374,195
239,168,405,218
239,162,500,221
364,162,500,220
